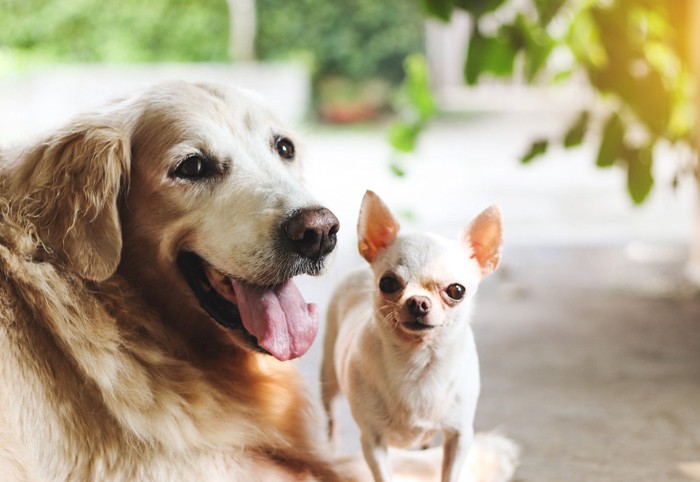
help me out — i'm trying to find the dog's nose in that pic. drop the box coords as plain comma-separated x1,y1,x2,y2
407,296,431,317
282,207,339,260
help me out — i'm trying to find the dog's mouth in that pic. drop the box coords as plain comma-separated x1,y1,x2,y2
177,252,318,361
401,320,436,332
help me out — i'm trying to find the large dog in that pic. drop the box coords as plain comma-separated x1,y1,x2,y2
0,82,516,481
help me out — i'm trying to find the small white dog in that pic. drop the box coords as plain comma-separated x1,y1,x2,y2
321,190,503,482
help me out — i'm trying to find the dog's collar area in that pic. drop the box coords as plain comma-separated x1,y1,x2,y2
176,251,270,355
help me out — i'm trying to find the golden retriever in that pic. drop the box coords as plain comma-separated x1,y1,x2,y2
0,81,517,481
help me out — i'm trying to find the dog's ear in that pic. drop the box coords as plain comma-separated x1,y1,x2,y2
357,190,400,262
12,119,130,281
460,205,503,277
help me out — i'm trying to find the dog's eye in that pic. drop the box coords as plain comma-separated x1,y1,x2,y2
445,283,465,301
276,137,295,160
379,275,401,294
173,155,209,180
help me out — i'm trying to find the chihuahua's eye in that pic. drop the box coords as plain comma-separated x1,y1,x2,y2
445,283,465,301
276,137,295,160
379,276,401,294
173,155,210,180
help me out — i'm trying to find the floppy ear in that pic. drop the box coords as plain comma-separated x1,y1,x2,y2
12,119,130,281
460,205,503,277
357,190,400,263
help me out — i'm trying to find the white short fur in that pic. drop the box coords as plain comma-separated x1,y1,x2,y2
322,191,505,482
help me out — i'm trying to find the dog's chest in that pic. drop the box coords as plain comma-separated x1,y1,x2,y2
383,398,445,448
380,362,470,448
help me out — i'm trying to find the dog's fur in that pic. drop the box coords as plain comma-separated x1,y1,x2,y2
321,192,503,482
0,82,517,481
0,81,347,481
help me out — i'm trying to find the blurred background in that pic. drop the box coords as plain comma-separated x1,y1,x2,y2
1,0,699,480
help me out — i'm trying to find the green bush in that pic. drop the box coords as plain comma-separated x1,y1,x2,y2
0,0,230,63
0,0,424,87
256,0,424,85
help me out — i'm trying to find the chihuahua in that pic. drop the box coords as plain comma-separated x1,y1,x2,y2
321,190,503,482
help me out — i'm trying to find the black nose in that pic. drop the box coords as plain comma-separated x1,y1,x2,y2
407,296,431,317
282,207,339,260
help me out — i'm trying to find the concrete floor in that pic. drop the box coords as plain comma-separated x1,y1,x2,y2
472,245,700,482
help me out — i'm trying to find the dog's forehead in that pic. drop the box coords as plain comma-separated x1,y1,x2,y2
128,83,300,173
135,83,282,135
382,233,475,284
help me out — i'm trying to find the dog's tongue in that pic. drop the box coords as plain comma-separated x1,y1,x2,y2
231,278,318,361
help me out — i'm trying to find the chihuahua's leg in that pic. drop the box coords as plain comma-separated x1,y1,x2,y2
442,428,473,482
360,433,391,482
320,371,339,445
320,296,341,448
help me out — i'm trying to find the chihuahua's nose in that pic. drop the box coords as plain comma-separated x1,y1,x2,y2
283,207,340,260
407,296,431,317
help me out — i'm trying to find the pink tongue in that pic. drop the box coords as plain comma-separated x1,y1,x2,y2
230,279,318,361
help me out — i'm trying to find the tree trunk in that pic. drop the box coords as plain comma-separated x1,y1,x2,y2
227,0,256,61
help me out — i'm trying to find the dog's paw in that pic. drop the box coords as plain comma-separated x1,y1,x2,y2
463,431,520,482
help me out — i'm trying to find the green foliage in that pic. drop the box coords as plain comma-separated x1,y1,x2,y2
0,0,423,96
417,0,694,205
456,0,508,17
596,113,625,168
521,139,548,164
419,0,454,21
563,111,590,148
0,0,230,63
256,0,424,85
388,54,436,158
625,145,654,204
465,28,516,84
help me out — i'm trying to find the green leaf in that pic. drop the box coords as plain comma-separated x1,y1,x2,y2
387,53,436,156
553,69,573,83
587,5,672,136
404,54,436,121
388,122,421,153
398,208,417,221
563,110,590,148
511,13,555,82
521,139,548,164
591,64,672,137
524,40,553,82
596,113,625,168
419,0,454,21
533,0,566,25
624,146,654,204
390,162,406,177
454,0,508,17
465,28,517,84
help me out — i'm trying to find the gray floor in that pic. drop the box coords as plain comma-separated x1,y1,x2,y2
473,245,700,482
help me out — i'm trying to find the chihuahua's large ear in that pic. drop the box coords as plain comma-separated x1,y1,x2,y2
460,205,503,277
11,118,131,281
357,190,400,262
